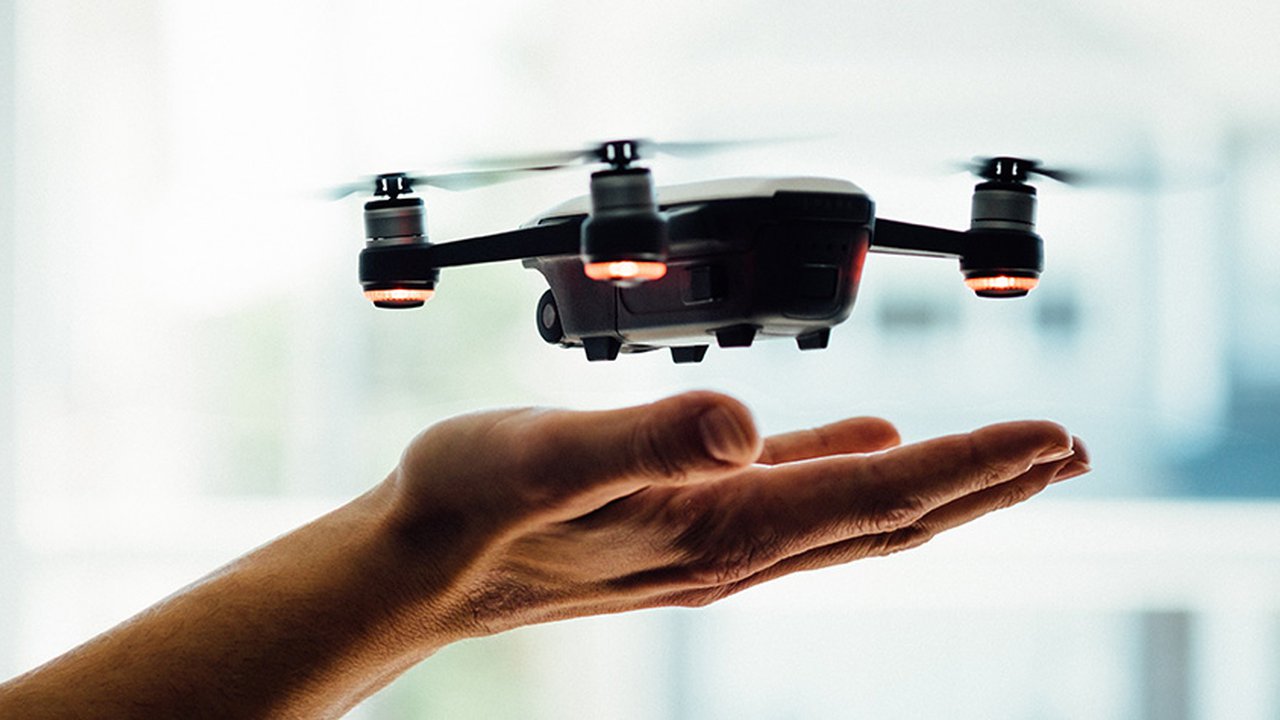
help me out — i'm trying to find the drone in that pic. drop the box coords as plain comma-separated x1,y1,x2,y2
340,139,1057,362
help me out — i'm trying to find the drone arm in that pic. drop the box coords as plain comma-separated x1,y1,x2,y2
358,220,582,306
870,219,966,258
871,216,1045,298
424,220,582,268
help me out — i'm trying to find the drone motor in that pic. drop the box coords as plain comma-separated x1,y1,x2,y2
962,156,1046,298
360,176,436,308
580,165,669,286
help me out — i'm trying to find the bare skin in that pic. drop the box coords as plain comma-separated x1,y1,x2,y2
0,391,1089,718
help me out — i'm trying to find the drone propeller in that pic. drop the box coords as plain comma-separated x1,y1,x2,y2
464,137,783,173
332,137,792,200
959,155,1222,191
961,156,1084,185
328,164,568,200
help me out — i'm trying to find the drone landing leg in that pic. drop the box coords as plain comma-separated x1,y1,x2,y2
715,325,757,348
796,328,830,350
582,337,622,362
670,345,709,364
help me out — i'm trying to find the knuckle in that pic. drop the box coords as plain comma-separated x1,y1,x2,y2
683,530,781,587
629,417,688,481
867,522,934,557
994,477,1049,511
499,416,601,512
666,492,784,588
506,437,566,505
861,492,928,534
965,435,1014,487
685,548,757,587
887,522,934,552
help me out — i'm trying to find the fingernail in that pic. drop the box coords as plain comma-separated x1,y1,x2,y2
1052,459,1092,482
1034,444,1075,465
1070,436,1091,466
700,406,750,463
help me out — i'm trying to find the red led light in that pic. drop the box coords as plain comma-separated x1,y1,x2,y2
583,260,668,282
964,275,1039,297
363,288,435,306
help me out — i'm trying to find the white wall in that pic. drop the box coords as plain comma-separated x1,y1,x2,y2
0,0,17,679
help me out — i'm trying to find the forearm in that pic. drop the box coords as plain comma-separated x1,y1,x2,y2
0,481,462,719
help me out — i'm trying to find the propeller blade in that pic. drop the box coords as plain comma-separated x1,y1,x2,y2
467,135,796,169
959,155,1222,192
328,164,572,200
1033,166,1084,184
961,156,1106,187
648,137,782,158
463,147,596,171
329,135,809,200
408,164,570,191
327,180,375,201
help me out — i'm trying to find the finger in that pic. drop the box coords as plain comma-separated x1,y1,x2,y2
1052,435,1091,483
606,428,1083,606
706,420,1075,556
757,417,901,465
525,391,763,496
645,450,1090,607
713,448,1092,595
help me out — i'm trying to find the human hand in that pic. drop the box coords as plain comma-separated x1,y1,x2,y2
381,391,1089,642
0,391,1088,718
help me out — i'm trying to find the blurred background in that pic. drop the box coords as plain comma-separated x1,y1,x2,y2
2,1,1279,717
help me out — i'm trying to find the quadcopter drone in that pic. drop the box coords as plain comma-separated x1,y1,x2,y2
341,139,1056,362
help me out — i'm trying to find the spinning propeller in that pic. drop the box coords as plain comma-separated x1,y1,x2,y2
328,165,567,200
331,138,764,200
964,156,1083,185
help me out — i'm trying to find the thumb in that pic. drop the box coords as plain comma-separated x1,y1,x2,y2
533,391,762,489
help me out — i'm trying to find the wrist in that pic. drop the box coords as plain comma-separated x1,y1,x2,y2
358,474,499,653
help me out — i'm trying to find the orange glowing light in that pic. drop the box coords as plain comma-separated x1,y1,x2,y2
584,260,668,282
964,275,1039,296
363,288,435,305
